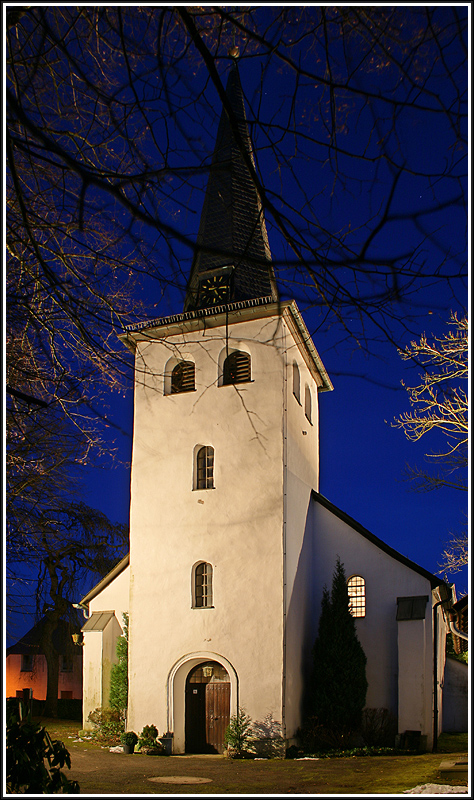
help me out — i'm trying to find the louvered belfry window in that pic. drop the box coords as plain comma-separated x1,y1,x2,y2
195,562,213,608
196,446,214,489
223,351,251,385
171,361,195,393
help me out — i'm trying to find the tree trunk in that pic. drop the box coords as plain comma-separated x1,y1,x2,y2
41,615,60,717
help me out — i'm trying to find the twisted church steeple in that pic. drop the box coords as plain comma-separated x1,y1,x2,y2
184,60,278,311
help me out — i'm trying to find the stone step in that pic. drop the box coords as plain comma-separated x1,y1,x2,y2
438,759,469,781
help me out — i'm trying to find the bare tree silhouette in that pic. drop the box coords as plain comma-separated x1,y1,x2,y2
6,7,467,609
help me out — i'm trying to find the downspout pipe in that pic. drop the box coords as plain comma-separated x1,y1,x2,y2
446,611,468,642
73,602,91,619
432,599,444,753
432,584,460,753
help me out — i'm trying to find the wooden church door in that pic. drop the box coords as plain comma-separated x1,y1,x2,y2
185,662,230,753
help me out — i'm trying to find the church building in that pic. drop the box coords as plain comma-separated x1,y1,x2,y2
78,60,461,754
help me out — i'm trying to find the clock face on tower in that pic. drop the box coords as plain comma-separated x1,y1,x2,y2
199,274,230,306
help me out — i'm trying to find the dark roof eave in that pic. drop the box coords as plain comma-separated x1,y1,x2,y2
452,594,468,612
284,303,333,392
312,491,448,591
121,295,278,338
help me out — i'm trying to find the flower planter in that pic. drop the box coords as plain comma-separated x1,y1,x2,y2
121,731,138,753
159,735,173,755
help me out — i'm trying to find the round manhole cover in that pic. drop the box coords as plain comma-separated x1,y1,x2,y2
148,776,212,785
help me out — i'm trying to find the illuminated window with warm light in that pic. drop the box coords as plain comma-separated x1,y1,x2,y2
348,575,366,618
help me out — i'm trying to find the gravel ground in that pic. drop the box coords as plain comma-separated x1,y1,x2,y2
107,748,468,795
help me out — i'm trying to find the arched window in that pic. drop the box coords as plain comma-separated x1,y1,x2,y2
193,562,213,608
348,575,366,618
305,385,312,423
293,362,300,403
223,351,251,385
171,361,195,394
196,446,214,490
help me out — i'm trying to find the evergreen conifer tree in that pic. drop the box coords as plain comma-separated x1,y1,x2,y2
109,613,128,711
311,558,367,744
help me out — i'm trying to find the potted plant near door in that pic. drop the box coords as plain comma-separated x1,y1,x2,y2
137,724,167,755
121,731,138,754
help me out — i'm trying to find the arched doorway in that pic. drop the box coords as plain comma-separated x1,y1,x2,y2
185,661,230,753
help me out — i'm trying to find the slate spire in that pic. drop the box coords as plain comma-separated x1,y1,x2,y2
184,59,278,311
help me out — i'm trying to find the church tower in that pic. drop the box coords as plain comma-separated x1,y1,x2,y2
120,59,333,754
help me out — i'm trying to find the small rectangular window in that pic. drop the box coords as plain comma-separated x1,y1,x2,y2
21,654,33,672
396,596,429,621
60,656,73,672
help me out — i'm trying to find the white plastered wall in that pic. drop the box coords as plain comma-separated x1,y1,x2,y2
282,327,321,740
127,313,290,748
397,617,431,741
82,566,130,728
88,565,130,622
82,630,104,729
310,501,435,747
442,657,468,732
101,616,123,710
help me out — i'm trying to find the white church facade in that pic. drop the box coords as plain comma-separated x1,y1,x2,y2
78,61,461,754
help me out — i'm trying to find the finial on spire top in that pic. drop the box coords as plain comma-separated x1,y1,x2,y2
228,45,240,59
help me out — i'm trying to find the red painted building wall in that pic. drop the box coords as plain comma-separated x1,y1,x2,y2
6,652,83,700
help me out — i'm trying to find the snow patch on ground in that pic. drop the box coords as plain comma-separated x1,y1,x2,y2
403,785,468,794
